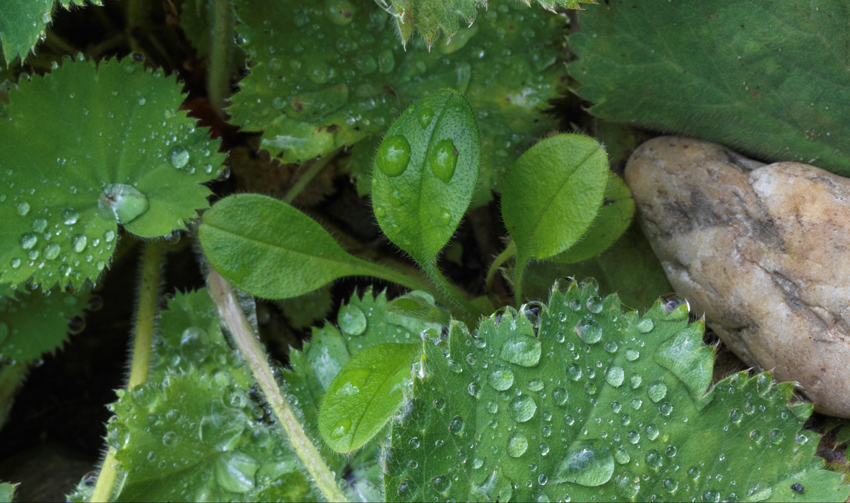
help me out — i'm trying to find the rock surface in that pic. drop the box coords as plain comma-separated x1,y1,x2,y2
626,136,850,418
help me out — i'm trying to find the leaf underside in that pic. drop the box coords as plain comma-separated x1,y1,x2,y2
0,57,225,291
569,1,850,175
384,280,850,502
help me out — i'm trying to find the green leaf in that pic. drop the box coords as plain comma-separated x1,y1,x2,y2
0,57,225,290
230,0,564,203
385,280,850,502
319,342,420,453
278,285,334,330
372,89,479,265
386,291,451,326
550,174,634,264
501,134,610,296
0,0,87,63
569,1,850,175
199,193,379,299
0,482,16,503
0,286,90,365
382,0,593,46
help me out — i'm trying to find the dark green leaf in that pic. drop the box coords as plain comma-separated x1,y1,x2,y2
372,89,479,265
199,193,378,299
570,1,850,174
319,342,421,453
550,174,634,264
0,0,85,62
278,285,334,330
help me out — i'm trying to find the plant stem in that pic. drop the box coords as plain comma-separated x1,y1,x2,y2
513,255,529,306
208,0,234,118
283,149,341,204
422,262,484,322
91,241,164,503
207,271,349,503
485,240,517,291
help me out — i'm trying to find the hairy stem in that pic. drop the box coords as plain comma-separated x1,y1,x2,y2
207,271,348,503
513,255,529,306
485,240,517,292
208,0,234,118
91,241,164,503
422,262,484,324
283,149,341,204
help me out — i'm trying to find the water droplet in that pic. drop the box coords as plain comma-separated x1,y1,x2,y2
624,348,640,361
768,428,785,444
428,139,459,183
508,395,537,422
409,437,420,449
31,218,47,232
750,429,763,443
575,317,602,344
168,145,190,169
627,430,640,444
376,136,411,177
659,401,673,416
662,478,678,493
499,335,541,367
527,379,544,392
338,304,367,335
397,479,417,500
647,380,667,402
104,230,116,243
162,431,178,446
645,423,659,441
430,474,451,494
441,210,452,224
374,205,386,217
324,0,355,25
468,381,481,397
605,365,624,388
555,439,615,487
630,398,642,410
729,408,743,424
566,363,582,381
486,401,499,414
747,483,772,502
98,184,149,224
636,318,654,333
72,234,87,253
614,471,640,498
613,447,630,464
448,415,465,435
604,341,618,353
433,398,446,411
419,107,434,128
20,232,37,250
44,243,60,260
507,432,528,457
61,208,79,225
215,452,259,493
586,296,603,313
702,488,720,503
16,201,30,216
630,374,642,389
552,387,568,405
660,293,690,320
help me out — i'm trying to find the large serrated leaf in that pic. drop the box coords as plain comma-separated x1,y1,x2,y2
0,286,90,365
0,57,225,291
0,0,87,63
384,280,850,502
230,0,564,204
569,1,850,174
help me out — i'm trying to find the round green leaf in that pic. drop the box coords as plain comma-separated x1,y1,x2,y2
0,56,225,290
199,193,375,299
502,134,610,264
371,89,480,265
319,342,420,453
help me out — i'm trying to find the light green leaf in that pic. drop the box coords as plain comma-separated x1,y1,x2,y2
0,482,16,503
386,291,451,326
0,56,225,290
230,0,564,203
0,0,88,63
550,173,634,264
569,1,850,174
372,89,479,265
199,193,387,299
382,0,593,46
501,134,610,298
319,342,421,453
0,286,90,365
385,280,850,502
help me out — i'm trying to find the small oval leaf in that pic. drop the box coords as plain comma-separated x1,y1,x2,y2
199,194,373,299
372,89,480,265
319,342,421,453
501,133,610,265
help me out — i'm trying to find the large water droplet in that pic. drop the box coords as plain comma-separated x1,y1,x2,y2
552,387,568,406
31,218,47,232
338,304,367,335
605,365,624,388
168,145,191,169
376,136,411,177
507,432,529,458
428,139,459,183
73,234,87,253
20,232,37,250
647,380,668,402
44,243,60,260
555,439,614,487
324,0,355,25
613,446,630,464
162,431,178,447
397,479,417,500
636,318,654,333
215,452,259,493
98,184,149,224
16,201,30,216
448,415,465,435
566,363,582,381
499,335,541,367
614,471,640,498
62,208,79,225
430,474,451,494
419,107,434,128
508,395,537,422
486,368,515,392
746,483,773,502
331,417,352,439
575,317,602,344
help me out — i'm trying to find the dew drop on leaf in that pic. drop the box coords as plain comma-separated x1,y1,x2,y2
499,335,541,367
324,0,355,26
72,235,87,253
636,317,654,333
527,379,544,392
428,139,459,183
376,135,411,177
397,479,417,500
214,452,259,493
614,471,640,498
746,482,772,502
662,478,678,493
448,415,465,435
729,408,743,424
331,418,351,439
430,474,451,494
162,431,178,446
97,183,149,224
61,208,79,225
507,432,529,458
687,466,701,480
613,446,630,464
31,218,47,232
20,232,37,250
566,363,582,381
645,423,659,441
338,304,367,335
624,348,640,361
44,243,60,260
575,317,602,344
768,428,785,444
586,296,603,313
16,201,30,216
508,395,537,422
552,387,568,406
168,145,190,169
605,365,624,388
647,380,667,402
555,439,615,487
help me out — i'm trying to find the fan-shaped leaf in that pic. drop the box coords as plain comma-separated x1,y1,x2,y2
0,57,225,290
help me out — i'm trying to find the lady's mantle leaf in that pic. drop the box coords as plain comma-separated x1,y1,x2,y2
0,0,88,63
0,286,90,365
0,482,16,503
372,89,479,265
569,1,850,175
230,0,564,203
199,193,383,299
384,280,850,502
319,342,421,453
0,57,225,291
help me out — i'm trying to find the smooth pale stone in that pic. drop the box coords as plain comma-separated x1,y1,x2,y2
626,136,850,417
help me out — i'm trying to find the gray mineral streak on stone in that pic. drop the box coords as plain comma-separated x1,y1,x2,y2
626,136,850,417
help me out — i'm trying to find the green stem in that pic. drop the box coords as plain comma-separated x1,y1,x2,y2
208,0,234,118
207,271,349,503
91,241,164,503
485,240,517,291
513,255,529,307
283,149,341,204
422,262,484,322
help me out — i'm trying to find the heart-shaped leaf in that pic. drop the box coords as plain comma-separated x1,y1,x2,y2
372,89,480,265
